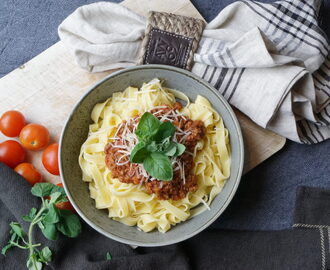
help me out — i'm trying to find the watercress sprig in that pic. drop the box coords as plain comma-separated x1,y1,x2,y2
1,183,82,270
130,112,186,181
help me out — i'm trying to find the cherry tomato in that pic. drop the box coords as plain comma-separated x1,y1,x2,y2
19,123,50,150
42,143,59,175
0,140,26,168
55,183,75,212
0,110,26,137
14,163,43,185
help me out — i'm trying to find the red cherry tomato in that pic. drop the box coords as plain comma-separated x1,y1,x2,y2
0,140,26,168
19,123,50,150
42,143,59,175
14,163,43,185
55,183,75,212
0,110,26,137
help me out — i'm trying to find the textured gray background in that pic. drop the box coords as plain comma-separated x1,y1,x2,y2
0,0,330,231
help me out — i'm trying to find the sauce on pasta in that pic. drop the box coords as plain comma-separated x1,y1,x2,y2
79,79,231,232
104,102,205,200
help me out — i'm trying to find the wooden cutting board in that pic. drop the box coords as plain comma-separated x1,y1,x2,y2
0,0,285,183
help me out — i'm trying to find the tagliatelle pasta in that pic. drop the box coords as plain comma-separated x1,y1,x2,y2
79,79,231,233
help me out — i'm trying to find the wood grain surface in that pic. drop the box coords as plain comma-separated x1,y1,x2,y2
0,0,285,183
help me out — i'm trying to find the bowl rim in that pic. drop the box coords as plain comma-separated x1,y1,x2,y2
59,64,244,247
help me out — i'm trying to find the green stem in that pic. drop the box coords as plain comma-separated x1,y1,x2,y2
28,205,46,270
9,242,28,249
22,238,29,246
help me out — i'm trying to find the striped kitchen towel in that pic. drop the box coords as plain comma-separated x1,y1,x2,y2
58,0,330,144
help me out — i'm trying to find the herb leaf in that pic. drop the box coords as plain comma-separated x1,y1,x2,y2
154,121,176,141
135,112,161,140
56,209,82,238
40,247,52,263
174,143,186,156
9,222,25,238
146,141,159,152
130,142,149,163
41,223,58,241
49,191,67,205
31,183,54,197
106,252,112,261
1,243,13,256
43,205,59,224
31,183,67,199
27,257,42,270
163,142,178,156
143,153,173,181
23,208,37,222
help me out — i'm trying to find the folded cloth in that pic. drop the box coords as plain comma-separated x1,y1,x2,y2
58,0,330,144
1,163,330,270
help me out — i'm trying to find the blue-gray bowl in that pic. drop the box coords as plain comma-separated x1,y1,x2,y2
59,65,244,247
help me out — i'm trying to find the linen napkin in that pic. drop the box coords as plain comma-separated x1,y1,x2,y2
58,0,330,144
1,163,330,269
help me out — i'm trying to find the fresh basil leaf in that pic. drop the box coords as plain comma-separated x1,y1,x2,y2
23,208,38,222
43,205,59,224
27,257,42,270
40,247,52,263
154,121,176,142
56,209,81,238
147,141,170,153
49,192,62,205
9,222,25,238
10,231,18,242
174,143,186,157
31,183,55,197
32,183,67,199
50,185,66,196
22,216,33,222
135,112,160,140
41,223,58,241
130,142,149,163
162,137,171,148
1,243,13,256
146,141,158,152
162,142,177,156
106,252,112,261
143,153,173,181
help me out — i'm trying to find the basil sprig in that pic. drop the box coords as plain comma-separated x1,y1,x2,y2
2,183,82,270
130,112,185,181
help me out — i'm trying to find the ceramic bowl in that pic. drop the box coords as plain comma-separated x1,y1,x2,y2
59,65,244,247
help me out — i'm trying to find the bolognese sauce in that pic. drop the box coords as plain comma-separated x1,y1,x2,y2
104,102,205,200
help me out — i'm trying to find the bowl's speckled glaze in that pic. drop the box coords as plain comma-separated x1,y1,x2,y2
59,65,244,247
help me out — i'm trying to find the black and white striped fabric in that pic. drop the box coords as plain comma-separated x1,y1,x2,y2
58,0,330,144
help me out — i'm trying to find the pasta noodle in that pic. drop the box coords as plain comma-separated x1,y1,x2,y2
79,79,231,233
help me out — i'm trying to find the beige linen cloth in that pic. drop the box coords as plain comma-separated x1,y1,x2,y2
58,0,330,144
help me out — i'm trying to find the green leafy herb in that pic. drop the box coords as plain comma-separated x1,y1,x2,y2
130,142,149,163
130,112,186,181
106,252,112,261
56,209,81,238
135,112,160,140
1,183,82,270
174,143,186,156
144,153,173,181
154,121,176,142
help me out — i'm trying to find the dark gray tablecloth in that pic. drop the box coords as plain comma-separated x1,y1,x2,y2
1,163,330,270
1,0,329,232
